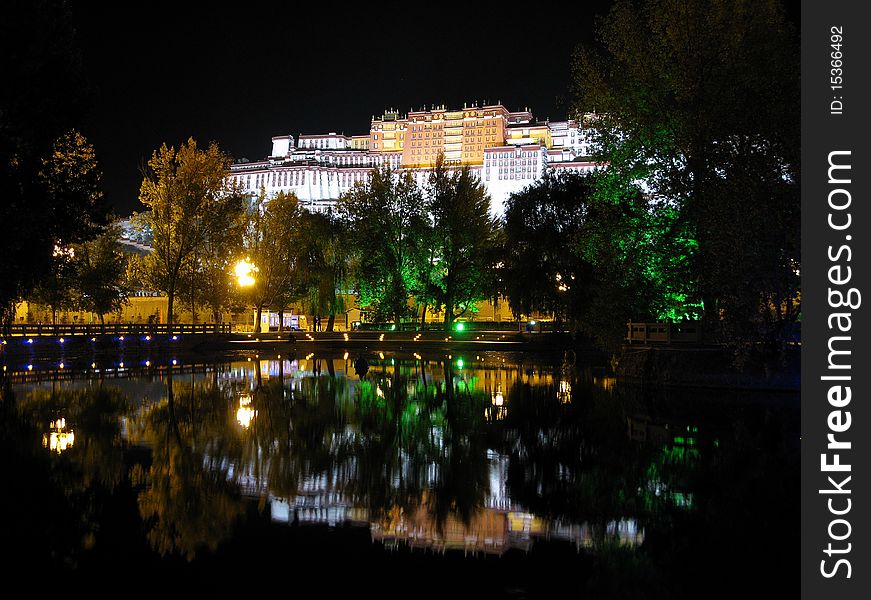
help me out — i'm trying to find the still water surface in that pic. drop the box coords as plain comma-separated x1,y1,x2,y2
1,351,797,597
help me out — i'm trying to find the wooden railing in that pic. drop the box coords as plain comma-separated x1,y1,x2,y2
4,322,232,337
625,321,703,345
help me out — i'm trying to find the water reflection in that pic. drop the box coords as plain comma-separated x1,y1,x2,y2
2,352,798,596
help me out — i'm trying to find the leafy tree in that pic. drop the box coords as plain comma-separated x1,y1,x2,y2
29,246,77,325
503,171,672,348
177,181,247,323
0,2,110,334
338,165,427,324
297,210,351,332
571,0,799,346
243,189,305,333
73,223,132,325
137,138,239,325
424,158,499,331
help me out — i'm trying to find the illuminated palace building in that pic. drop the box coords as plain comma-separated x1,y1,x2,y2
227,102,597,216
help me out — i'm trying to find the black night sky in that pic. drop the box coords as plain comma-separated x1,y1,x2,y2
70,1,617,216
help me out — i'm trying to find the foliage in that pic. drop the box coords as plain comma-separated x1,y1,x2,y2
296,210,351,331
423,157,499,330
177,180,248,322
137,138,240,324
503,171,689,349
243,189,305,332
0,1,100,334
29,246,78,324
73,223,132,323
338,165,428,323
571,0,799,348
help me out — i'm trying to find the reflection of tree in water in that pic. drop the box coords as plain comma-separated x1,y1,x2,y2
1,378,130,569
242,357,492,534
501,374,656,532
128,372,246,560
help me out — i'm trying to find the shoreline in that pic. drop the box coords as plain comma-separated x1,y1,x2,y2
1,331,799,391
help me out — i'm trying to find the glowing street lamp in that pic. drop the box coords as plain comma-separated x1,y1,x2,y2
234,258,257,287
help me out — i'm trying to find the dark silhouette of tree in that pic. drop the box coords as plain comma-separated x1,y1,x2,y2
572,0,799,348
0,3,111,334
503,171,680,349
296,211,352,332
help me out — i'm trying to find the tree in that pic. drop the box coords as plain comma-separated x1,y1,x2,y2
503,170,674,348
424,157,499,331
571,0,799,346
1,2,109,333
243,189,304,333
137,138,239,325
338,165,427,324
29,246,77,325
297,210,351,332
74,223,132,325
177,181,247,323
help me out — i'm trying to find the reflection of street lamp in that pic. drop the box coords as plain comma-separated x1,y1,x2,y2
43,417,75,453
234,258,257,288
236,393,256,428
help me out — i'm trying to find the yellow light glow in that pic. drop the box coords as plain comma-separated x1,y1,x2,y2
379,352,385,360
43,417,75,453
234,258,257,287
236,393,256,428
558,380,572,404
343,352,349,360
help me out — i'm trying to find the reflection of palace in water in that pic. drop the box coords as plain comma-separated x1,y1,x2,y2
263,468,643,555
221,353,644,554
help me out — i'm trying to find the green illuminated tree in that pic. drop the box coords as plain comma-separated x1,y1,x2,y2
424,158,499,331
503,170,678,348
571,0,799,347
137,138,240,325
339,165,427,324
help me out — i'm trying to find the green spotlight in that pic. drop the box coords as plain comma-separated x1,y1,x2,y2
455,322,465,332
456,357,464,369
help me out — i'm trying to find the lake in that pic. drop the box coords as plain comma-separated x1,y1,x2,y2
0,350,798,598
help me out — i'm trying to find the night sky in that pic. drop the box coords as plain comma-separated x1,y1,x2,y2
69,1,798,217
69,1,614,216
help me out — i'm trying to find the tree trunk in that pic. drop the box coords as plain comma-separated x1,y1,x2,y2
419,303,427,330
444,299,453,332
99,313,105,326
167,290,175,326
278,308,284,332
212,308,221,324
254,303,263,333
326,313,335,332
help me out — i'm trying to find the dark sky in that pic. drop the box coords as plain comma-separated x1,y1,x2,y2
69,1,799,217
69,1,614,216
